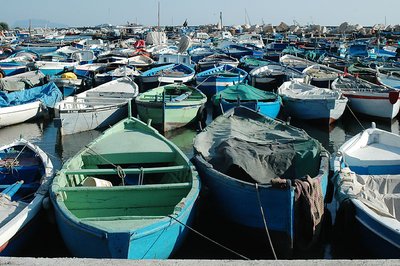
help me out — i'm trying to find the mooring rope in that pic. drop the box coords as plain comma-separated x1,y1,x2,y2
346,103,365,130
84,145,127,185
255,183,278,260
167,214,250,260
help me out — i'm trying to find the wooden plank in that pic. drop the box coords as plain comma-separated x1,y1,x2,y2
64,165,189,175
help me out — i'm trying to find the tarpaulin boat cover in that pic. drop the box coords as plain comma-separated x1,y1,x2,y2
194,107,322,184
0,71,45,92
214,83,278,103
0,82,62,108
336,168,400,220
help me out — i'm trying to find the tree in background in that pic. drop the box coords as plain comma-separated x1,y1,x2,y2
0,22,9,31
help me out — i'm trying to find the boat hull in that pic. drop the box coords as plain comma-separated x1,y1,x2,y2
281,97,348,124
0,101,43,127
193,152,329,252
343,91,400,119
52,193,198,259
136,102,204,132
56,104,128,135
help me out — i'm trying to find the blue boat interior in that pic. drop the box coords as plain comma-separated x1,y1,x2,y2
0,145,43,201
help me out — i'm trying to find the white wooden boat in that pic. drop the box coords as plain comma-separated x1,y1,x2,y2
54,76,139,135
0,82,62,127
333,123,400,257
332,76,400,119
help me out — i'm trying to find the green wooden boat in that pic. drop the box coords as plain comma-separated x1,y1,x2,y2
135,83,207,132
50,109,200,259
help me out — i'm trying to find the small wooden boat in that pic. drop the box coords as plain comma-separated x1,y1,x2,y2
212,82,281,119
278,80,348,124
195,64,248,97
0,138,53,255
50,113,200,259
94,66,141,85
0,82,62,127
193,106,329,254
239,55,276,72
54,76,139,135
376,66,400,90
279,54,314,71
249,64,304,91
127,54,154,68
140,63,195,89
331,76,400,119
197,53,239,71
136,83,207,132
302,64,341,88
333,123,400,258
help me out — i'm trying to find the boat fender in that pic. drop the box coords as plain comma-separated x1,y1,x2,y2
0,69,5,79
389,90,399,104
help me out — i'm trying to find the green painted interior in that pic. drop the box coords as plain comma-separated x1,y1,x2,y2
60,183,191,219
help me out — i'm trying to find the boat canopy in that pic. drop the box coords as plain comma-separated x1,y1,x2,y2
215,83,278,102
0,82,62,108
194,111,322,184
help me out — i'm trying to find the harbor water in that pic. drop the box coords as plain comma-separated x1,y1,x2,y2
1,109,397,260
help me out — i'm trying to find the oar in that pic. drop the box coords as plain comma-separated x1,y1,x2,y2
1,181,24,200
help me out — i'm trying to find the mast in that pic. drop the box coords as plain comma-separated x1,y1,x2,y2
220,12,223,30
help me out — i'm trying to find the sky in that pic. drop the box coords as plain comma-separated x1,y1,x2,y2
2,0,400,28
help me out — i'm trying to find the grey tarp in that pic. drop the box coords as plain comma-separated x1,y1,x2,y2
0,71,45,92
194,107,322,184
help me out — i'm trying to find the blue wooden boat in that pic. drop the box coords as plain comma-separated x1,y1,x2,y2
0,50,39,77
50,111,200,259
212,83,281,119
0,138,53,255
333,123,400,258
219,44,254,59
140,63,195,90
277,80,348,125
197,53,239,71
0,62,27,77
376,66,400,90
193,106,329,254
195,64,248,97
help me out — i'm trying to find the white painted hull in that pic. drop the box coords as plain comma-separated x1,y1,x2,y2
55,77,139,135
344,91,400,119
0,101,42,127
57,104,128,135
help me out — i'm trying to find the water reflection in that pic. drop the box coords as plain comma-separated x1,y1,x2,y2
0,120,43,144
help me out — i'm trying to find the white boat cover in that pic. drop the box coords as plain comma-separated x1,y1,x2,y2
338,168,400,220
278,80,342,99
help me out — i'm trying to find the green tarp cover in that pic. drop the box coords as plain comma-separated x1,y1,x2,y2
194,108,322,184
214,84,277,103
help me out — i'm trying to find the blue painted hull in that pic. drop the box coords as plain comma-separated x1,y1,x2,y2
0,63,27,76
195,65,248,97
215,99,281,119
39,68,65,77
193,153,329,250
354,204,400,258
333,127,400,258
52,192,198,259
